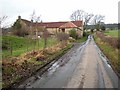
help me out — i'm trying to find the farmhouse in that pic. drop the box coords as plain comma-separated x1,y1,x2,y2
16,16,83,37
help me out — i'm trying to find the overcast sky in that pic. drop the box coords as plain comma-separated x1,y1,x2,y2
118,1,120,23
1,0,119,27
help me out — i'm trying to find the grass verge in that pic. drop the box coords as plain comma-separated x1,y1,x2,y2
94,35,120,77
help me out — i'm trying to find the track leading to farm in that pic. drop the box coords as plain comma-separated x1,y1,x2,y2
18,36,119,88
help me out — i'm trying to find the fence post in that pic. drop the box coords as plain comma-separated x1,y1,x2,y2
9,40,12,55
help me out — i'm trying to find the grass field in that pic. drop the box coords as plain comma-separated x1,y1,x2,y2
104,30,120,37
2,36,58,58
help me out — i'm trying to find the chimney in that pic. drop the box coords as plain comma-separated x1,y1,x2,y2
18,16,21,20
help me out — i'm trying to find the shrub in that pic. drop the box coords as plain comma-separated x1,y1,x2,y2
83,31,89,37
69,29,78,39
13,29,28,37
96,31,120,50
68,37,76,42
100,25,106,31
56,32,69,41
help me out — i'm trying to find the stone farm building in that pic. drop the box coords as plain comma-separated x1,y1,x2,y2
16,16,84,37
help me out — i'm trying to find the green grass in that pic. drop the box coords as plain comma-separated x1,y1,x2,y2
104,30,120,37
76,36,88,43
2,36,58,58
94,35,120,75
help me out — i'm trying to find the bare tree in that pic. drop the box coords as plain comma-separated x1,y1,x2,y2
91,15,105,30
84,12,94,30
0,16,7,36
35,16,41,37
70,10,105,29
43,28,50,50
0,16,7,28
30,10,41,23
70,10,94,30
92,15,104,25
29,11,35,37
70,10,84,21
30,11,42,50
30,10,36,22
30,10,41,37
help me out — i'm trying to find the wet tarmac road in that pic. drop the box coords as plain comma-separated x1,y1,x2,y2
18,35,119,88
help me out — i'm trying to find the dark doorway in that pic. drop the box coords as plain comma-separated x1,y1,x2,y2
62,28,65,32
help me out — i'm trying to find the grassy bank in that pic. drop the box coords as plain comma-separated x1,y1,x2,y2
94,35,120,76
2,42,73,88
2,36,58,58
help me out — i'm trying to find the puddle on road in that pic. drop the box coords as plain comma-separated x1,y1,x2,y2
93,40,112,69
47,61,60,76
44,43,87,77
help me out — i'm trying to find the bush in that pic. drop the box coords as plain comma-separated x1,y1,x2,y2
101,25,106,31
13,29,28,37
83,32,86,37
68,37,76,42
56,33,69,41
83,31,89,37
96,31,120,50
69,29,78,39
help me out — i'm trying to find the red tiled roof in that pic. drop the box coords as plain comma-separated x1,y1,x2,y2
39,21,82,28
60,22,77,28
72,21,83,27
38,22,67,28
20,18,82,28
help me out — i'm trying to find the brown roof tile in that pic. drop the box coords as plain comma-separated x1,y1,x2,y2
72,21,83,27
60,22,77,28
20,18,82,28
38,22,67,28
